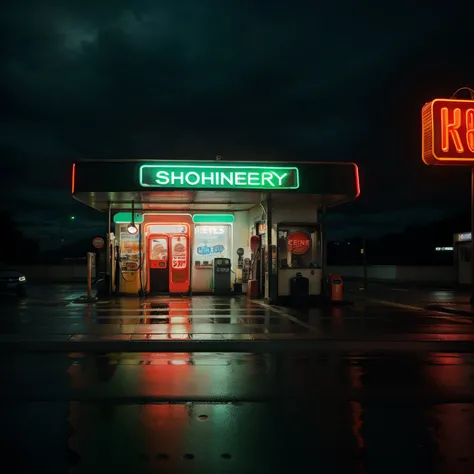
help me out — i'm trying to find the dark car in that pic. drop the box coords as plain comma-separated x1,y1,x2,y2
0,264,27,296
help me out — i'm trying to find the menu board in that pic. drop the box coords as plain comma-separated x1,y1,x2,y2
120,229,140,272
171,236,187,269
193,225,231,261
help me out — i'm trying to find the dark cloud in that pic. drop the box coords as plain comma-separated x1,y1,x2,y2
1,1,472,245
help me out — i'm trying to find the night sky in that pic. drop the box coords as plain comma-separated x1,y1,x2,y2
1,1,473,249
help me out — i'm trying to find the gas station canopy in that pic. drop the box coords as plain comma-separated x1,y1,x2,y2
72,160,360,211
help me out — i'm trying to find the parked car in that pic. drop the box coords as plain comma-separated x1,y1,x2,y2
0,264,27,296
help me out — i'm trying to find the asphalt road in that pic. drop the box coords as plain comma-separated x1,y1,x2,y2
1,283,473,474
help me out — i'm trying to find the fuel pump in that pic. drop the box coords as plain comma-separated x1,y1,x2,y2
114,242,121,294
247,235,260,298
249,235,260,280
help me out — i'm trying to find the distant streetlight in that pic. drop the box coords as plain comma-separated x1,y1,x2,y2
60,215,77,249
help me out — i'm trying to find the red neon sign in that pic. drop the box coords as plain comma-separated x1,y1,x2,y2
422,99,474,165
287,232,311,255
71,163,76,194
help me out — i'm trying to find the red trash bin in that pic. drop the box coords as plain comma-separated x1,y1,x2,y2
328,274,343,301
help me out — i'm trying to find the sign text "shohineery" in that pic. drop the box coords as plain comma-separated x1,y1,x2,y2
139,165,299,190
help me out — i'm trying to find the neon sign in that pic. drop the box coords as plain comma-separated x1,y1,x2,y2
422,99,474,165
287,231,311,255
140,164,299,189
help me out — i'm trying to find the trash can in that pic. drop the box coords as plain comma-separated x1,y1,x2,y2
328,274,343,301
290,272,309,306
247,279,259,298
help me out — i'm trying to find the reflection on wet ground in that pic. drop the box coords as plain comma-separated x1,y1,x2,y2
1,351,474,473
2,285,474,472
0,293,315,337
2,284,474,341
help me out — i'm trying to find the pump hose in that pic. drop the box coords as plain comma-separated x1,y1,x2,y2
138,225,147,297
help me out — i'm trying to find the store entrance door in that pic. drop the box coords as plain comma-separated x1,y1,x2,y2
148,234,169,293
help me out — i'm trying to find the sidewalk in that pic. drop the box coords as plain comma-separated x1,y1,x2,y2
346,281,474,318
424,301,474,317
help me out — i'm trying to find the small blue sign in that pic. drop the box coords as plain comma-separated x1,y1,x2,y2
197,246,211,255
197,245,225,256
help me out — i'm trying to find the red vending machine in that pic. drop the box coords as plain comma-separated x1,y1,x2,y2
169,234,190,294
148,234,169,293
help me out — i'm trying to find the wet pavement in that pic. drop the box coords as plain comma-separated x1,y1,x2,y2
1,283,474,473
352,281,474,317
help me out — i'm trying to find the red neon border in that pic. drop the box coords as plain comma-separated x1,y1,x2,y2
353,163,361,198
71,163,76,194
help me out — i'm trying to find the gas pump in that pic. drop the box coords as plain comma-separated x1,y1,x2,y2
212,258,231,294
236,247,244,282
247,235,260,298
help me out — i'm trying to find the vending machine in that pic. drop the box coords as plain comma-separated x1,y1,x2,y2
169,234,190,293
148,234,169,293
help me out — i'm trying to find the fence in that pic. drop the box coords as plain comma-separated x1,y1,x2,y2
17,264,94,282
327,265,454,283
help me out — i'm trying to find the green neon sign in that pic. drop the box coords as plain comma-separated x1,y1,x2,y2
113,212,144,224
139,164,299,190
193,214,235,223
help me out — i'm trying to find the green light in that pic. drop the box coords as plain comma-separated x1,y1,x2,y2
113,212,144,224
193,214,235,224
70,216,76,220
139,164,299,190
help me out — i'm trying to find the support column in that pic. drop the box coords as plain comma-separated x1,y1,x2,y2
266,193,273,301
106,202,112,295
321,202,327,297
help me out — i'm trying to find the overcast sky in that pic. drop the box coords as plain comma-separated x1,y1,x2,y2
1,1,473,248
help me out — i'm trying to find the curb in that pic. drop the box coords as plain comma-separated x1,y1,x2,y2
2,335,474,353
424,304,474,318
72,296,99,304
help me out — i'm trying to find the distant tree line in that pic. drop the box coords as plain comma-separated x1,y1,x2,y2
328,211,469,266
0,211,40,264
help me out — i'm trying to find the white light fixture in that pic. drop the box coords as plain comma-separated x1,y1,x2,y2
127,223,138,234
127,200,138,234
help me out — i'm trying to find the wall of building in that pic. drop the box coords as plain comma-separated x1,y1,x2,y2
16,263,457,286
272,206,319,224
328,265,454,283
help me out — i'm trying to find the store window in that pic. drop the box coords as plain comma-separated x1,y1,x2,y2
277,225,319,269
193,225,232,262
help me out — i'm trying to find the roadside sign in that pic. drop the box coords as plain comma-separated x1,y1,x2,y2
92,237,105,249
422,98,474,165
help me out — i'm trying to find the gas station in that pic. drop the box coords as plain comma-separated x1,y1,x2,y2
72,160,360,303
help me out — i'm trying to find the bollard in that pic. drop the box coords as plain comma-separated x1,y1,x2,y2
87,252,94,299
